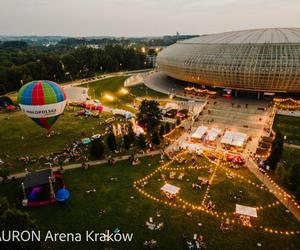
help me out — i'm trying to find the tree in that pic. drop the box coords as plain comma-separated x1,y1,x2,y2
152,131,161,145
0,197,9,216
106,132,117,151
295,186,300,202
123,134,131,150
0,167,9,180
91,139,105,159
287,163,300,192
127,123,135,144
176,118,181,126
159,124,165,139
165,122,170,134
137,100,162,133
272,131,284,156
275,164,287,185
137,134,146,149
266,131,284,170
0,198,41,250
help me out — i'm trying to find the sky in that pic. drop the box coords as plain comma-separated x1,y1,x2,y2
0,0,299,37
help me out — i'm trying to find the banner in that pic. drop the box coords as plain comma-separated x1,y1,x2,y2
19,100,67,118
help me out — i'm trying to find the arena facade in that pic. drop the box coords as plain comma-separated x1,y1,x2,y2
157,28,300,95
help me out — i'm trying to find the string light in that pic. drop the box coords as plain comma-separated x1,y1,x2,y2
133,151,300,235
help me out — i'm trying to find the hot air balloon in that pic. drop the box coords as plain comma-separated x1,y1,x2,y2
18,80,67,130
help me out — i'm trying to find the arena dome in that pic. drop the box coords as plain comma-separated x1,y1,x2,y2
157,28,300,93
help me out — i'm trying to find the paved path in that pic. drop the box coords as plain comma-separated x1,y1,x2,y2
5,150,161,180
124,74,144,87
284,143,300,150
245,156,300,222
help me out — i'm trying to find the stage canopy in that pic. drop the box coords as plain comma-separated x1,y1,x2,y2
221,131,248,147
235,204,257,218
161,183,180,195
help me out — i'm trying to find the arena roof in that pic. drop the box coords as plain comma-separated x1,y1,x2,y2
180,28,300,44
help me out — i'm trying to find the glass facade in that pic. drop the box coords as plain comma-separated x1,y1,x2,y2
157,29,300,92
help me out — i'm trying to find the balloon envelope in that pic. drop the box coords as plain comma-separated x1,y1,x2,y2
18,80,67,130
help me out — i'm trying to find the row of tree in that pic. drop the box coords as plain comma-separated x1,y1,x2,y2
0,44,147,94
91,123,172,160
266,131,300,201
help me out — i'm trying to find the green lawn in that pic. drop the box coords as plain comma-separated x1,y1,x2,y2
0,108,120,174
81,76,168,111
0,154,299,249
0,77,170,174
273,115,300,145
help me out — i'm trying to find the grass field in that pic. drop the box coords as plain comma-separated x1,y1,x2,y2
82,76,169,111
0,154,299,250
0,76,169,174
273,115,300,145
1,78,300,249
0,108,112,173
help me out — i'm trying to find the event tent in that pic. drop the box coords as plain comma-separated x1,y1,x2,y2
24,169,52,189
221,131,248,147
181,142,203,154
235,204,257,218
63,86,88,102
191,126,208,140
206,128,222,141
161,183,180,195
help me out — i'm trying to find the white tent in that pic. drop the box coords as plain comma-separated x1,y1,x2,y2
64,86,89,102
206,128,221,141
191,126,208,140
221,131,248,147
161,183,180,195
181,143,203,154
235,204,257,218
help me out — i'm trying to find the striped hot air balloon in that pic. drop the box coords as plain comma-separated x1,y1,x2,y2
18,80,67,130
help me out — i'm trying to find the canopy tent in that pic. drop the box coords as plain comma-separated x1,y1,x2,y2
84,100,103,111
235,204,257,218
24,169,52,189
161,183,180,195
181,142,203,154
221,131,248,147
105,107,135,118
81,138,91,145
191,126,208,140
63,86,88,102
0,96,14,108
206,128,221,141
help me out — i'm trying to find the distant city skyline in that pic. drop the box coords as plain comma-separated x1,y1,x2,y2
0,0,299,37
